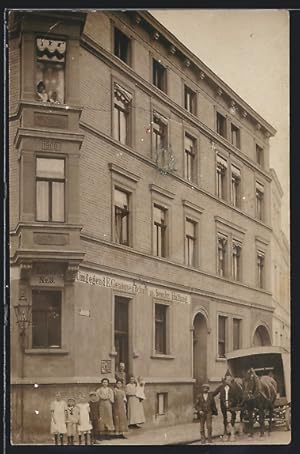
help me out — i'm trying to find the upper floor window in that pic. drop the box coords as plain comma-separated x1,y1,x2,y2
152,111,168,160
184,85,196,114
255,181,264,221
218,315,227,358
231,165,241,207
36,38,66,104
256,144,264,167
231,124,240,149
36,157,65,222
153,205,167,257
114,28,131,64
32,290,61,348
185,219,196,267
216,112,227,138
233,318,241,350
113,84,132,145
153,59,166,92
114,188,130,246
257,251,265,288
216,155,227,200
232,240,242,281
184,134,196,182
217,234,227,277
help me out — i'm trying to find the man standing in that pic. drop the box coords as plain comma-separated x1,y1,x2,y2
195,383,218,444
115,362,127,387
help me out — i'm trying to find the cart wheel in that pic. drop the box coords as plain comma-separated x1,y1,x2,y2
285,407,291,431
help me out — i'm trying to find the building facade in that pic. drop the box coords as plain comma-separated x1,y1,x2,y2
9,10,283,443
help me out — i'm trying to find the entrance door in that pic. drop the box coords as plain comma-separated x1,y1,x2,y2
193,313,208,398
114,296,129,371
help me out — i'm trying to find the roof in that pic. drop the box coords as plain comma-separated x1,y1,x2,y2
226,346,289,360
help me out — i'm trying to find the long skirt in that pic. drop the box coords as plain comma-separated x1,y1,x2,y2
113,399,128,434
99,399,115,433
127,396,145,425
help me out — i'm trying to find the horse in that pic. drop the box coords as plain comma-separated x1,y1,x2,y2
242,368,277,437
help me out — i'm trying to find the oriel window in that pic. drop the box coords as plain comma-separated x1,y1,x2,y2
216,155,227,200
153,205,167,257
113,84,132,145
257,251,265,288
155,304,167,354
218,315,227,358
216,112,227,138
153,59,166,92
184,86,196,114
232,241,242,281
256,181,264,221
114,28,130,64
217,235,227,277
36,157,65,222
32,290,61,348
231,124,240,149
184,134,196,182
35,38,66,104
231,165,241,207
185,219,196,267
114,188,129,245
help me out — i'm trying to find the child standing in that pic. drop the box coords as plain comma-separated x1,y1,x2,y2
66,398,79,445
89,391,100,444
195,383,218,444
50,392,67,446
113,379,128,438
77,393,92,445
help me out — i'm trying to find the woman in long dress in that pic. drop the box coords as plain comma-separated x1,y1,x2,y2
97,378,115,439
126,376,146,428
77,393,92,445
113,379,128,438
50,392,67,445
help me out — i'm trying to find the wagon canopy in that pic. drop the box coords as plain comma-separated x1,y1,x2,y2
226,346,290,403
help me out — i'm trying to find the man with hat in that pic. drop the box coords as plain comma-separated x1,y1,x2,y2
212,369,243,441
195,383,218,444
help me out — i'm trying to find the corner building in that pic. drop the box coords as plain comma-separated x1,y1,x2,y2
9,10,278,442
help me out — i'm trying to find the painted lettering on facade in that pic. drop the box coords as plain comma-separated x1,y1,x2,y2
76,270,190,304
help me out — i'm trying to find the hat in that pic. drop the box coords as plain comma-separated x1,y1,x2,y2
202,383,210,390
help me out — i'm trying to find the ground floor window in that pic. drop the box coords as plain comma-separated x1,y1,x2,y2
32,290,61,348
156,392,168,415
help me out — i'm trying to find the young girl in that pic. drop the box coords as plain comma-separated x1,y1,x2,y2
77,393,92,445
89,391,100,444
36,81,48,102
97,378,115,439
50,392,67,445
126,376,146,428
66,397,79,445
113,379,128,438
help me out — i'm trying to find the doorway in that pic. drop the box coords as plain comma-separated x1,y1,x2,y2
193,312,208,398
114,296,130,373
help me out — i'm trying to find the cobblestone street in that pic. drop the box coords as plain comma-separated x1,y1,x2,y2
190,428,291,445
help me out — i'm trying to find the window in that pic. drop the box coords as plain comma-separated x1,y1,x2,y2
152,111,168,160
233,318,241,350
36,38,66,104
232,241,242,281
153,59,166,92
36,157,65,222
218,315,227,358
157,393,168,415
185,219,196,266
231,165,241,207
256,144,264,167
114,188,129,245
32,290,61,348
231,124,240,149
216,112,227,138
114,28,130,64
184,134,196,182
155,304,167,354
113,84,132,145
217,235,227,277
257,251,265,288
184,85,196,114
255,181,264,221
153,205,167,257
216,155,227,200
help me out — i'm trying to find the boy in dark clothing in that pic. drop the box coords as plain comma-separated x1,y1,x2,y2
89,392,100,444
195,383,218,444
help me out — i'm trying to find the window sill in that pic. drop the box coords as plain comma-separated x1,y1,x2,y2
25,348,69,355
151,354,175,360
216,357,227,362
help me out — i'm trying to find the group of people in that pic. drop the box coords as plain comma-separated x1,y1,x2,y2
36,81,60,104
50,363,146,445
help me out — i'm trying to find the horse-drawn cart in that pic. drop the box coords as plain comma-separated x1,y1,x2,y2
227,346,291,432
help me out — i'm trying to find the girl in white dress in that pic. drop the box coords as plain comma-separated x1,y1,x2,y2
50,392,67,445
77,393,92,445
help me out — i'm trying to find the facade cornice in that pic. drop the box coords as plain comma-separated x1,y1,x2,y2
14,127,84,149
182,200,204,215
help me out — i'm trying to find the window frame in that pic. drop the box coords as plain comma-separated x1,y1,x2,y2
232,240,242,281
217,233,228,278
233,317,242,350
216,111,227,139
256,144,264,167
152,58,167,93
184,85,197,115
113,187,130,246
216,154,228,201
113,27,131,65
185,217,197,267
231,123,241,149
184,133,197,183
217,314,228,359
257,250,265,289
255,181,265,221
231,165,241,208
156,392,168,416
113,82,133,146
153,204,167,258
152,299,173,358
31,288,62,349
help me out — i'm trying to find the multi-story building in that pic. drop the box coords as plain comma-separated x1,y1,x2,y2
270,169,290,351
9,10,282,443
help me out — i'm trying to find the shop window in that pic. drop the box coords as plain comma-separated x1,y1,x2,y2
216,155,227,200
184,85,196,114
157,393,168,415
155,304,167,354
35,38,66,104
153,205,167,257
113,83,132,145
257,251,265,288
231,165,241,207
153,59,166,92
36,157,65,222
32,290,61,348
231,124,240,149
232,240,242,281
114,28,131,64
256,181,264,221
184,134,196,182
185,218,196,267
216,112,227,138
217,234,227,277
233,318,241,350
114,188,130,246
218,315,227,358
